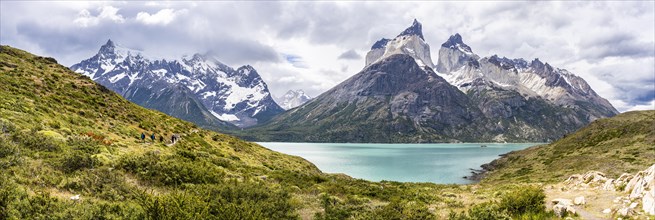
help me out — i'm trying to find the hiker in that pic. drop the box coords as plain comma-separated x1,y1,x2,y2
171,133,176,144
140,133,145,142
159,136,164,142
150,133,155,142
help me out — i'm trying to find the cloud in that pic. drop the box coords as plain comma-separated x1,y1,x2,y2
136,8,186,26
337,49,361,60
282,54,309,68
1,1,653,111
625,100,655,112
73,5,125,27
580,32,654,60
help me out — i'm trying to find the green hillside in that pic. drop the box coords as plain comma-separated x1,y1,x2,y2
482,110,655,184
4,45,650,219
1,45,509,219
0,45,329,218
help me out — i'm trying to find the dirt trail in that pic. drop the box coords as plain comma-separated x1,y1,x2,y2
544,183,620,220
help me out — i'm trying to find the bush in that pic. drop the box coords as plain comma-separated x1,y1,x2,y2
450,185,549,220
136,182,298,220
119,152,226,186
13,130,62,152
58,150,98,173
498,185,545,216
0,139,23,168
60,168,134,201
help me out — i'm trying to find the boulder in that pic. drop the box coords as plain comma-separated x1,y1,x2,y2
553,204,568,217
582,171,607,185
644,186,655,215
617,207,634,217
629,178,645,199
574,196,586,205
602,179,615,191
616,173,633,183
602,208,612,214
625,174,643,193
644,164,655,190
565,174,583,185
552,198,573,206
552,203,576,217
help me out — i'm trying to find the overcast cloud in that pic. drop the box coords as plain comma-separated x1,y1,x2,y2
1,1,653,112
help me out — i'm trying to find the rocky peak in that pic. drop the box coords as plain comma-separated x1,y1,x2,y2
436,34,479,73
397,19,424,40
365,19,434,67
99,39,115,53
441,33,473,54
276,89,312,110
371,38,391,50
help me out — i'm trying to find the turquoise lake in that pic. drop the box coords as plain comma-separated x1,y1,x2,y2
258,142,540,184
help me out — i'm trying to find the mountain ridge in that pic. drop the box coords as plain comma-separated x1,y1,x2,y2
70,40,283,128
240,20,618,143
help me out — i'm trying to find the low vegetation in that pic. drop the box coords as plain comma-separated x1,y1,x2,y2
482,110,655,184
1,45,652,219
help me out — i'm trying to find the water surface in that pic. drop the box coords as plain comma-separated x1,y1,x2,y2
258,142,540,184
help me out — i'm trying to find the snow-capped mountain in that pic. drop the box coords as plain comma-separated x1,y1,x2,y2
275,90,312,110
246,20,618,143
435,34,618,121
365,19,434,68
71,40,284,128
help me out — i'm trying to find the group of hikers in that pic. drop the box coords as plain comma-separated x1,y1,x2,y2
140,132,180,144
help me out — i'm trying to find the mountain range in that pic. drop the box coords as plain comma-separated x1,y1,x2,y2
242,19,618,143
275,89,312,110
70,40,283,128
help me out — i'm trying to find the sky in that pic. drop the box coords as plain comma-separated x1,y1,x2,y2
1,1,654,112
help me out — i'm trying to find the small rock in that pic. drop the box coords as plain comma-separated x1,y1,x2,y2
552,198,573,206
602,179,615,191
602,208,612,214
70,194,80,201
617,207,634,216
565,174,583,185
629,202,638,209
614,196,622,203
553,204,568,217
574,196,586,205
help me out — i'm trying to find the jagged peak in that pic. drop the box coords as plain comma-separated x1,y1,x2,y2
397,19,424,40
104,39,115,47
441,33,473,54
237,64,256,74
371,38,391,50
98,39,116,54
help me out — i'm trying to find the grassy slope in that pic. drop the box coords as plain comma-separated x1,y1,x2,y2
0,46,494,219
482,110,655,184
3,45,648,219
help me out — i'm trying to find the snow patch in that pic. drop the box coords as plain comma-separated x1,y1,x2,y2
109,73,126,83
210,111,239,122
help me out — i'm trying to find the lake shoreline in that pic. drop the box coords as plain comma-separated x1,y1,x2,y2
259,142,540,184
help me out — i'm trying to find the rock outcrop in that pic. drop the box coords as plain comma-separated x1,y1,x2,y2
561,164,655,217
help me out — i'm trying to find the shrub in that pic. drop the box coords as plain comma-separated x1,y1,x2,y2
498,185,545,216
0,137,22,168
118,152,226,186
13,130,62,152
58,150,98,173
451,186,549,220
136,182,298,220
